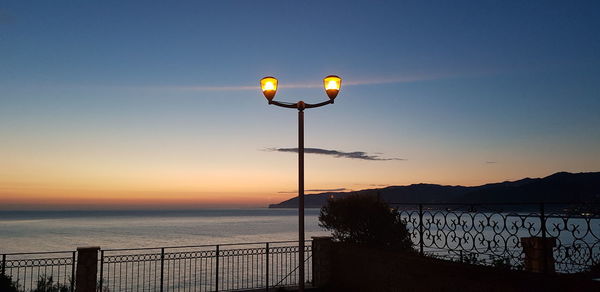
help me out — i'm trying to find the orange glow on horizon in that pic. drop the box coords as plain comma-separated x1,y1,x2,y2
2,136,597,210
0,189,282,209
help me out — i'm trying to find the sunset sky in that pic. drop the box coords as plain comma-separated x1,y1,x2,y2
1,1,599,209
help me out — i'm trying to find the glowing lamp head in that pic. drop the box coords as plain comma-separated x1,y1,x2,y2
260,76,278,101
323,75,342,99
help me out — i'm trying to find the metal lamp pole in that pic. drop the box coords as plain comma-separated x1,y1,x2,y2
260,75,342,291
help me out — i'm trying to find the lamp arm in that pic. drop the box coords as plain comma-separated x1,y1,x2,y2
304,99,333,109
269,99,333,110
269,100,299,109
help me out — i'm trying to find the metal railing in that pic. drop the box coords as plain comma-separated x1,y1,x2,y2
2,241,311,292
4,202,597,290
1,250,76,292
391,202,600,273
99,240,311,292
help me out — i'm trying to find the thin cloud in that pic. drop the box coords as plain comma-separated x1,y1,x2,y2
278,188,348,194
168,74,448,92
175,85,257,91
485,161,498,164
267,147,406,161
351,183,388,187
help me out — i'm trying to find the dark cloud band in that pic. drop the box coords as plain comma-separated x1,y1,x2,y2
268,147,405,161
278,188,347,194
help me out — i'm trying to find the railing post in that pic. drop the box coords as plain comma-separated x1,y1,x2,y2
71,251,76,292
160,248,165,292
75,247,99,292
311,237,333,288
99,250,104,292
521,203,556,273
418,204,424,256
1,254,5,276
540,202,548,274
265,243,269,291
215,245,219,292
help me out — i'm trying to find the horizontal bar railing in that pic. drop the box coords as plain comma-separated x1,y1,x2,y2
273,252,313,288
1,251,76,292
2,240,312,292
98,240,313,292
100,240,307,252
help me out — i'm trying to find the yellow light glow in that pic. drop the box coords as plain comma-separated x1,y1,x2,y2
263,81,275,91
260,76,278,100
323,75,342,99
326,80,338,90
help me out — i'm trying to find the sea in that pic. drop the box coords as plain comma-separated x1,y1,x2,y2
0,208,329,254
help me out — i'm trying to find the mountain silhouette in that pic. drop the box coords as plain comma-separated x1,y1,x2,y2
268,171,600,208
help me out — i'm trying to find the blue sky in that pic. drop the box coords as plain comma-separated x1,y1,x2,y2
1,1,599,208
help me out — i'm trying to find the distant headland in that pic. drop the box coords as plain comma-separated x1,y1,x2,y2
268,171,600,208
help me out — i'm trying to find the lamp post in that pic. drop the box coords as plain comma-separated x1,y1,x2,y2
260,75,341,291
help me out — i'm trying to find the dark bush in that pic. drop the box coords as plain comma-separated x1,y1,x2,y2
32,275,70,292
318,194,413,251
0,273,19,292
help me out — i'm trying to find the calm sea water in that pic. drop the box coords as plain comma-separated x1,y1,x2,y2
0,209,329,253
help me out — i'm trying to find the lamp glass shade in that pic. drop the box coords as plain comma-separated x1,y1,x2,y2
323,75,341,99
260,76,278,101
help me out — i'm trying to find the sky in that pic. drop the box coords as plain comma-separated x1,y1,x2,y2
1,1,599,209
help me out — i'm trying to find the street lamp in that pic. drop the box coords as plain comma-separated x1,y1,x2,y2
260,75,341,291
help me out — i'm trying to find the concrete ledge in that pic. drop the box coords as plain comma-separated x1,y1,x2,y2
323,243,599,292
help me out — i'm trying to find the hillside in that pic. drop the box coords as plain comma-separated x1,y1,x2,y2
268,171,600,208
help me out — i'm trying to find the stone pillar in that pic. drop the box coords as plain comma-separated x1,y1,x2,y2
521,237,556,273
76,246,100,292
312,236,333,288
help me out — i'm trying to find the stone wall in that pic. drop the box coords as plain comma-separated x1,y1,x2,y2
312,238,599,292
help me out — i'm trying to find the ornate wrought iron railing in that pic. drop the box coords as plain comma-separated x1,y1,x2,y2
392,202,600,273
1,250,76,292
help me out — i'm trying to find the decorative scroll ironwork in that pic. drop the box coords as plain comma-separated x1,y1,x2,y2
394,202,600,273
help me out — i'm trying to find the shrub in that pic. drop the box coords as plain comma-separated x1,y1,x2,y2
318,194,413,251
491,257,512,270
0,274,19,292
32,275,70,292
